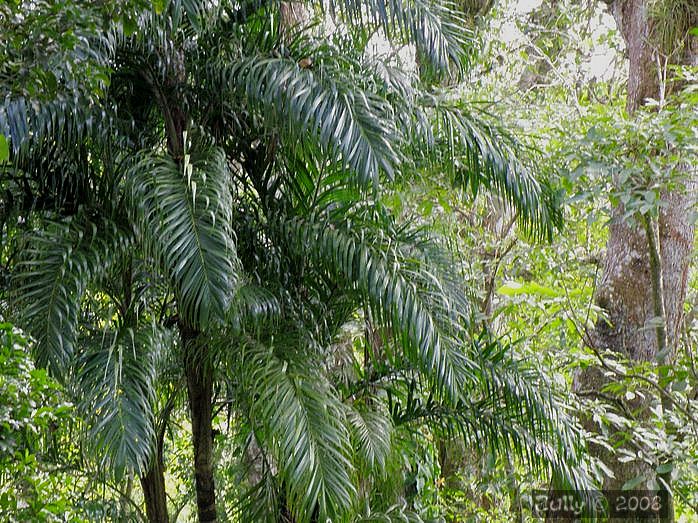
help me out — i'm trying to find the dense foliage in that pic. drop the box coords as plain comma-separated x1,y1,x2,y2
0,0,697,522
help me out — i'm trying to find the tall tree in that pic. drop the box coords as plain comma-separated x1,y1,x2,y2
576,1,697,520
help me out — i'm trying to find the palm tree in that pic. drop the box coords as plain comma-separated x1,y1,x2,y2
1,0,583,521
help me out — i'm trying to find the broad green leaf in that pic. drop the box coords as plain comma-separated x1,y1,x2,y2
0,134,8,163
497,280,560,298
671,379,688,392
655,463,673,474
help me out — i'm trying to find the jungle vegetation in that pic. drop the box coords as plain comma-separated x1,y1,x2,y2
0,0,697,521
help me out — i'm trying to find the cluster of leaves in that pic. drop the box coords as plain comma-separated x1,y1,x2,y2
568,94,698,224
0,323,78,521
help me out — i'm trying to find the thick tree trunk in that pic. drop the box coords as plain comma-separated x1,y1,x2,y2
140,451,169,523
575,1,697,521
181,325,218,523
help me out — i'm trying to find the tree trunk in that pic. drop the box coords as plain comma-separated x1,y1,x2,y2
181,325,218,523
140,391,176,523
575,1,697,521
140,451,169,523
151,44,219,523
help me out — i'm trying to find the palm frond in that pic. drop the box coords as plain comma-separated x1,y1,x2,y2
240,341,355,522
128,145,239,329
389,334,596,493
466,336,595,491
326,0,473,74
12,215,132,373
227,282,281,329
281,214,473,400
353,502,424,522
235,468,281,523
230,55,400,187
415,96,563,240
74,324,170,478
346,400,393,472
0,94,117,161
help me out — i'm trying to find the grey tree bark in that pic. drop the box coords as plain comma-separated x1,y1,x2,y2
574,2,697,521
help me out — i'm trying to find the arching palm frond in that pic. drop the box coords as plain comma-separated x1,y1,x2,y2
227,282,282,328
281,215,473,400
12,215,133,373
326,0,473,74
345,399,393,472
128,145,239,329
75,324,171,478
239,341,355,522
0,94,121,166
466,336,594,492
353,503,424,522
230,56,401,187
389,334,595,493
414,96,563,240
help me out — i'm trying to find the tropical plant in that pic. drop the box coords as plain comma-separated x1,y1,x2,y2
0,0,592,521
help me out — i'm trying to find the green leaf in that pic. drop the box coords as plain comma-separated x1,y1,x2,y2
122,15,137,36
282,216,471,399
655,463,673,475
346,402,393,471
76,325,168,476
497,280,560,298
622,474,646,491
671,379,688,392
416,99,563,240
0,134,8,163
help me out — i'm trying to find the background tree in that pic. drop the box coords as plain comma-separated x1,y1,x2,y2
573,3,697,520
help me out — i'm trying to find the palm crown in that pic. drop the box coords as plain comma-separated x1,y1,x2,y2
1,1,587,521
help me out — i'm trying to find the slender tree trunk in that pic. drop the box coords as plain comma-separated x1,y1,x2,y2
150,43,220,522
181,324,217,523
140,450,169,523
117,257,170,523
140,392,176,523
575,2,697,521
